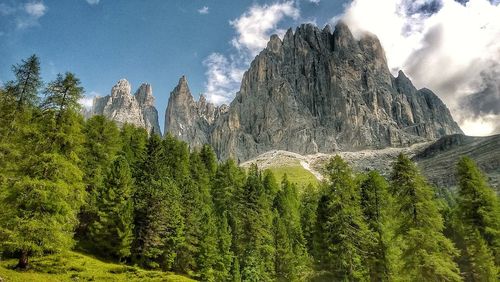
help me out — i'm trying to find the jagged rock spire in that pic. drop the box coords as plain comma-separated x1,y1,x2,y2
91,79,161,135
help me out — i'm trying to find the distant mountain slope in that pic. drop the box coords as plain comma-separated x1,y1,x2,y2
414,134,500,190
240,134,499,191
165,22,462,162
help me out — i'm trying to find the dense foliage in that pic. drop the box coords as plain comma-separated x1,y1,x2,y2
1,55,499,281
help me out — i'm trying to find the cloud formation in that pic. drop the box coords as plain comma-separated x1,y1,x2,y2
0,1,48,30
198,6,209,15
25,1,46,17
78,91,100,109
203,1,299,104
14,1,48,29
340,0,500,136
230,2,299,57
86,0,100,5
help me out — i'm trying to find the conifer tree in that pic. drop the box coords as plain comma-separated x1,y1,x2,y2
42,72,84,128
133,134,184,270
77,116,122,244
300,183,318,255
0,69,85,269
0,56,43,180
4,54,42,109
273,176,309,281
89,156,135,261
162,133,190,182
120,124,148,173
237,164,275,281
200,144,218,178
0,153,85,268
359,171,393,281
212,159,246,216
175,151,219,276
454,156,499,278
390,154,461,281
314,156,370,280
214,211,234,282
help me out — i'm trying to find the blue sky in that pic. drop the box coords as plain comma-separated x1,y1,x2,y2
1,0,499,135
0,0,347,129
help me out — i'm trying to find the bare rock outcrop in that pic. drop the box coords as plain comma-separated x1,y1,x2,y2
91,79,161,135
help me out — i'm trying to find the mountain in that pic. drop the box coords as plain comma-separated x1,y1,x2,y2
90,79,161,135
164,76,228,147
414,134,500,190
165,22,462,162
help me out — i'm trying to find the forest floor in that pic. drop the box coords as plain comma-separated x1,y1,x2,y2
0,251,194,282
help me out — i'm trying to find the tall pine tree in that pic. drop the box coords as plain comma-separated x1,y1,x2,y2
0,69,85,269
77,115,122,246
314,156,370,280
390,154,461,281
359,171,393,281
4,54,42,109
273,175,309,281
133,134,184,270
454,156,499,279
89,156,135,261
237,164,275,281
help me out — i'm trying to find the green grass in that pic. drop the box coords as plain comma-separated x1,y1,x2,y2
267,163,319,188
0,251,195,282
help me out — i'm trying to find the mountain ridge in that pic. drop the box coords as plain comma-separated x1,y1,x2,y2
165,22,463,162
87,22,463,162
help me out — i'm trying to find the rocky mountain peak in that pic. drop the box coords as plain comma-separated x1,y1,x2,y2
90,79,160,135
111,79,132,98
395,70,417,94
267,34,282,53
173,75,193,99
165,22,463,161
165,76,222,146
134,83,154,106
333,21,357,51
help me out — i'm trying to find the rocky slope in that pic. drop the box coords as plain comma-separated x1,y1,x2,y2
241,134,500,191
165,22,462,162
414,134,500,190
91,79,161,135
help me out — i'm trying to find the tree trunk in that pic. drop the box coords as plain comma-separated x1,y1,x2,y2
16,250,29,269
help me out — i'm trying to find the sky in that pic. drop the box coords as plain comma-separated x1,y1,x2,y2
1,0,499,136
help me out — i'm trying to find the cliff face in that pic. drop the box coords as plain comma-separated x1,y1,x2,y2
164,22,462,162
165,76,227,147
91,79,161,135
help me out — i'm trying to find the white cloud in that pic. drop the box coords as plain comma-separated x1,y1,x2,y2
203,1,299,104
308,0,321,4
198,6,209,14
78,91,100,108
340,0,500,136
15,1,47,29
230,1,299,57
203,53,246,104
460,114,499,136
86,0,100,5
24,1,46,17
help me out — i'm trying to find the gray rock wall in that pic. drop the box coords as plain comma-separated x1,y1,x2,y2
90,79,161,135
165,22,462,162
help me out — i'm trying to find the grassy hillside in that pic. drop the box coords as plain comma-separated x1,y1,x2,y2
0,251,194,282
267,163,319,188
